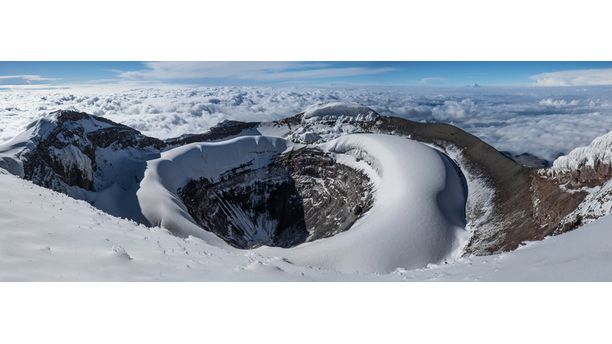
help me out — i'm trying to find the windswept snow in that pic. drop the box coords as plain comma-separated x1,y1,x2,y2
3,169,612,281
0,172,355,281
0,117,58,176
260,134,468,273
552,130,612,172
137,136,289,241
137,133,468,273
284,102,380,143
302,102,377,120
398,214,612,281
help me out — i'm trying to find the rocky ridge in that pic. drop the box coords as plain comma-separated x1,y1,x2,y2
1,104,611,258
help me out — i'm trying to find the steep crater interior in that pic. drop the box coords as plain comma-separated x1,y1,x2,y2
178,148,374,249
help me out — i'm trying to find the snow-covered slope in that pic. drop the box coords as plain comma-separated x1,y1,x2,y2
3,169,612,281
399,214,612,281
0,171,362,281
280,102,379,144
302,102,377,120
0,116,57,176
4,103,612,280
261,134,468,273
0,110,164,223
137,133,468,273
137,136,289,241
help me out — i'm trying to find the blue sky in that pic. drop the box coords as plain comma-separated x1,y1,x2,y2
3,61,612,87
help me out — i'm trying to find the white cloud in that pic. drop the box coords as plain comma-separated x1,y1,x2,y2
530,68,612,86
3,85,612,162
431,99,477,120
0,75,58,85
119,62,394,81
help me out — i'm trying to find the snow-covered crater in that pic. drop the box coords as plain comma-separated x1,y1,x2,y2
137,133,468,273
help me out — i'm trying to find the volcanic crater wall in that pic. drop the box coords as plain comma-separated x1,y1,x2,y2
178,148,374,249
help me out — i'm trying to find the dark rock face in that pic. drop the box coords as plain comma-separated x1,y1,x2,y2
179,148,373,249
171,112,599,255
165,120,260,146
370,116,592,255
88,126,164,150
8,107,611,257
272,113,303,128
20,110,165,194
502,151,551,169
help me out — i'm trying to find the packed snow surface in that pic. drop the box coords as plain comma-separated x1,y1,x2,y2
399,214,612,281
3,169,612,281
0,171,330,281
138,133,468,273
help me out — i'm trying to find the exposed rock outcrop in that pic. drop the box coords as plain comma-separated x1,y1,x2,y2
178,148,373,248
0,110,164,221
11,110,165,193
502,151,551,169
541,132,612,232
3,105,611,258
165,120,260,146
549,160,612,188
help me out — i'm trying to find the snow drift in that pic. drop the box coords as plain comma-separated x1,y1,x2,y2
137,136,289,242
260,134,468,273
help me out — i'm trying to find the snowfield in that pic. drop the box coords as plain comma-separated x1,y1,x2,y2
3,168,612,281
0,170,350,281
399,215,612,281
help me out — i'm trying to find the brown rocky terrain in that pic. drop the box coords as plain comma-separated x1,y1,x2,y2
549,160,612,188
371,116,608,254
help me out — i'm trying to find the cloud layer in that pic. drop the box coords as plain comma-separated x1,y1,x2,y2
530,68,612,86
2,85,612,161
0,75,58,85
